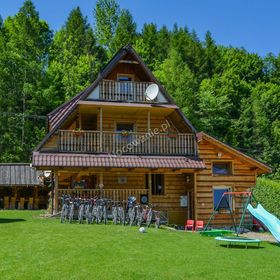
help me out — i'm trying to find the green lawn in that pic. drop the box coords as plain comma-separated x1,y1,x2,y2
0,211,279,280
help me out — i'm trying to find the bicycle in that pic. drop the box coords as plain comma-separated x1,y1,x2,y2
60,195,71,223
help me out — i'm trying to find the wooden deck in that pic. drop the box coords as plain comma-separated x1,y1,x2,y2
58,130,197,156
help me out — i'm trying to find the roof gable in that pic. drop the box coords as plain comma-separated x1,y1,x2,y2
35,45,196,152
197,132,271,174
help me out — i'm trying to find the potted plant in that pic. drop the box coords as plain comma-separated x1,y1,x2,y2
73,127,84,136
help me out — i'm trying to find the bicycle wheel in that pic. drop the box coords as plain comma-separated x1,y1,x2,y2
103,206,107,224
60,204,66,223
129,208,135,226
69,204,74,223
78,205,84,224
146,210,153,227
112,207,118,224
155,215,160,229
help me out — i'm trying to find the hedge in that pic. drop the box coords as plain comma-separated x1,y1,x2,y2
253,178,280,218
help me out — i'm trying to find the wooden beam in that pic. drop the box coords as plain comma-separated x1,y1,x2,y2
148,173,152,202
118,60,139,64
193,172,197,221
54,171,59,214
147,110,151,153
99,107,103,151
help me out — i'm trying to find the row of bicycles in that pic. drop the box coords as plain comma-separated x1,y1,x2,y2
60,195,165,228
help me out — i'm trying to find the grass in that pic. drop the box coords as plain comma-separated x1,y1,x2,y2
0,211,279,280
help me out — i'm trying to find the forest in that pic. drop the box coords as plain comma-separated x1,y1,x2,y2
0,0,279,178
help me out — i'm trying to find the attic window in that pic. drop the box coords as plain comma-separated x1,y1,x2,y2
117,74,134,82
212,162,232,176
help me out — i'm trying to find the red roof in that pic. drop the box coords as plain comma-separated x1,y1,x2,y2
32,152,205,170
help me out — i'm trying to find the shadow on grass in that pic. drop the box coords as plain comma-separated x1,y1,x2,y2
269,242,280,247
0,218,26,224
219,244,264,249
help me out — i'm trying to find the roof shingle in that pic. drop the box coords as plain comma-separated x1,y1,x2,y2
32,152,205,170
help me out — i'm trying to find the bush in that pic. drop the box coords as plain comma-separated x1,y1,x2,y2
253,178,280,218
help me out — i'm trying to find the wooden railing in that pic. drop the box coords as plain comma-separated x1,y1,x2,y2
57,188,148,202
99,80,153,102
59,130,197,156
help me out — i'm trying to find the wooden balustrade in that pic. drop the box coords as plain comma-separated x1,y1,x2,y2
59,130,100,152
59,130,197,156
57,188,148,203
99,80,153,102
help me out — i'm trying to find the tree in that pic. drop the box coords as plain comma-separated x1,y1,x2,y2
47,7,105,102
203,31,221,77
134,23,158,69
0,0,52,162
110,9,137,54
93,0,120,50
195,77,232,138
155,49,198,120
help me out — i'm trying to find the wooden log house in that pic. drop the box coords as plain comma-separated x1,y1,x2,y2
32,45,271,225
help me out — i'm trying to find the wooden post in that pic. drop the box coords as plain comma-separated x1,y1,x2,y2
147,111,151,154
78,111,82,128
99,107,103,152
148,173,152,202
99,173,104,198
193,172,197,221
54,171,59,214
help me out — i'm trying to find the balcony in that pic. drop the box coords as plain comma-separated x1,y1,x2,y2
98,80,155,102
58,130,197,156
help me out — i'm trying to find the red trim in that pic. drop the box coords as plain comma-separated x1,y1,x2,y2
222,191,252,196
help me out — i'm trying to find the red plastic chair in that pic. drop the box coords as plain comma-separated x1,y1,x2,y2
195,220,204,231
185,220,194,231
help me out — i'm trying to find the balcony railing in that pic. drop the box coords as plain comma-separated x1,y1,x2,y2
58,130,197,156
99,80,153,102
57,188,148,203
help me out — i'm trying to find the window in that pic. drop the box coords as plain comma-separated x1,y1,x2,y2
146,174,164,195
116,123,134,132
81,113,97,131
117,74,134,99
213,187,232,211
116,123,134,143
212,162,232,175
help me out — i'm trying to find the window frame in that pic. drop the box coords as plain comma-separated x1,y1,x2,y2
212,186,233,212
212,161,233,176
117,73,135,81
147,174,165,196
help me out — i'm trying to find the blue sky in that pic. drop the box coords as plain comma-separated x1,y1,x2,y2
1,0,280,56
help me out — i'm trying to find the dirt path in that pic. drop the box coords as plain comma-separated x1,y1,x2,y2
241,232,277,242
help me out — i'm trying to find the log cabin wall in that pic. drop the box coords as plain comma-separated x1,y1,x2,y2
196,138,257,226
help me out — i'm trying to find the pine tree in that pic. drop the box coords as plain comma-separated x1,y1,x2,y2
110,9,137,54
47,7,105,102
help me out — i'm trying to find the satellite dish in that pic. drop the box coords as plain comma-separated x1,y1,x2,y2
145,84,159,101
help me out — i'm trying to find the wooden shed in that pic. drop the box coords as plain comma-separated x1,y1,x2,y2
0,163,49,210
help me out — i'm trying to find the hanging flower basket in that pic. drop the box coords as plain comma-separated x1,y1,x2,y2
73,129,84,137
121,130,130,137
168,133,177,138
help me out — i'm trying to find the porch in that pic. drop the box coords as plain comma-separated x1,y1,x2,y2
52,170,196,224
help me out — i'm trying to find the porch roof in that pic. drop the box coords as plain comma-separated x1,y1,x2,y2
32,152,205,170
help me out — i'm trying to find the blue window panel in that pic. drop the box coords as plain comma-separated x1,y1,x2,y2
213,188,231,210
213,163,231,175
